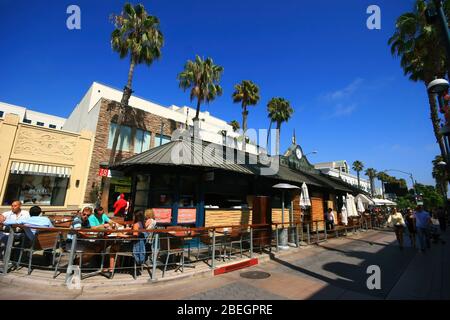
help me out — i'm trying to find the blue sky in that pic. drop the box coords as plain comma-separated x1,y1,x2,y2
0,0,440,188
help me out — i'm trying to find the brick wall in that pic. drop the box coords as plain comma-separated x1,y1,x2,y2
84,98,180,203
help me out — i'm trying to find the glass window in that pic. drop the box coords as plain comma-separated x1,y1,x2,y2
154,134,171,148
0,111,4,117
23,119,32,124
2,174,69,206
37,122,44,126
134,129,151,153
108,123,131,152
49,124,57,129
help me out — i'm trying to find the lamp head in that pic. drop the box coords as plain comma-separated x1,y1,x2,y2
427,78,449,94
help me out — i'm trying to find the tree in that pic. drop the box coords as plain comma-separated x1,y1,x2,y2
415,183,445,209
352,160,364,190
102,3,163,209
432,154,448,197
388,0,450,159
177,55,224,135
267,97,294,155
228,120,240,132
376,172,390,199
232,80,260,151
365,168,377,196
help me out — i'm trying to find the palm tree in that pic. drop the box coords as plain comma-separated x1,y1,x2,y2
352,161,364,190
365,168,377,196
389,0,450,158
103,3,163,208
377,172,390,199
267,97,294,155
232,80,260,151
177,55,224,136
228,120,240,132
432,155,448,197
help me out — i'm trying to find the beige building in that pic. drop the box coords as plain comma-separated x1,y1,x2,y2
0,113,94,212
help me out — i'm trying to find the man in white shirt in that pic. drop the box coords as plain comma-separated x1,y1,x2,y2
0,200,30,247
0,200,30,224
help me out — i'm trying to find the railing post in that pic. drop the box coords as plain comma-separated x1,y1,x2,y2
211,229,216,269
324,221,327,241
2,228,15,274
315,221,319,243
65,233,78,285
295,223,300,247
306,223,310,245
250,227,253,258
152,233,159,280
275,224,279,252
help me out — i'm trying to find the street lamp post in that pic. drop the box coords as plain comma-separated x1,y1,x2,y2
428,0,450,76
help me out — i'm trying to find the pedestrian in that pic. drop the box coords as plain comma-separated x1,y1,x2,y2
113,193,128,217
387,207,406,250
404,208,417,249
414,205,431,252
326,208,335,230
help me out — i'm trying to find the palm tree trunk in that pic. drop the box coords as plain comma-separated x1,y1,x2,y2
242,104,248,151
276,122,281,156
357,171,360,189
193,98,201,137
101,58,135,210
266,120,273,154
370,176,375,197
426,87,446,159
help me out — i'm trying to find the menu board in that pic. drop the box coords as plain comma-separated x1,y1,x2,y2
177,208,196,224
153,208,172,223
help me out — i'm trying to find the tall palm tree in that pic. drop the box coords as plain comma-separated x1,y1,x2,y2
389,0,450,158
177,55,224,136
103,3,163,209
267,97,294,155
232,80,260,151
377,172,391,199
365,168,377,196
228,120,240,132
432,155,448,197
352,161,364,190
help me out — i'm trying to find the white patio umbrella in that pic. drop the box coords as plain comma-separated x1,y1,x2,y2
299,182,311,209
341,203,348,226
357,196,365,214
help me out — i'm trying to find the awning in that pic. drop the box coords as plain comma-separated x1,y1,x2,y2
10,161,72,178
372,198,397,206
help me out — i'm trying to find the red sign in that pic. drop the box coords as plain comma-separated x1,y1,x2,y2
177,208,196,224
153,208,172,223
98,168,109,177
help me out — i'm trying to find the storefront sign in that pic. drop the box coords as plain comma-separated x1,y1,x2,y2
177,208,197,224
98,168,109,177
153,208,172,223
114,186,131,193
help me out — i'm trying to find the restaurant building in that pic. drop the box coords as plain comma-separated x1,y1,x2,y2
113,134,359,230
0,113,93,211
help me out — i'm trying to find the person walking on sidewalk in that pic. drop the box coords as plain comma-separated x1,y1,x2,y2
387,208,406,250
405,208,417,249
414,205,431,252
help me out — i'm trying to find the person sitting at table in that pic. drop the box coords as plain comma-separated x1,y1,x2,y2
0,200,31,251
144,208,157,230
3,206,53,241
88,206,120,230
132,210,147,266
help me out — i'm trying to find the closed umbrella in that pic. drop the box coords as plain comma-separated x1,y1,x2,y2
299,182,311,209
341,203,348,226
357,196,365,214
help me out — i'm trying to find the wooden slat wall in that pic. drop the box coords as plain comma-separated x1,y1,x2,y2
311,196,325,231
205,209,252,227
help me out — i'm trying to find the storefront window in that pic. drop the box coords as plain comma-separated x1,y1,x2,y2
134,175,150,211
2,174,69,206
134,129,151,154
108,123,131,152
154,134,171,147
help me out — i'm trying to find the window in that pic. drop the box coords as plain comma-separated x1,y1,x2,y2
154,134,171,147
134,129,151,153
23,119,32,124
108,123,132,152
37,122,44,126
49,124,57,129
0,111,4,118
2,174,69,206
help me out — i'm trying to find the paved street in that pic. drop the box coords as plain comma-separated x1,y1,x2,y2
0,229,449,300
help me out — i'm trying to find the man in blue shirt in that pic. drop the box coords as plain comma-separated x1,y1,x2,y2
3,206,53,241
88,206,119,229
414,205,431,252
